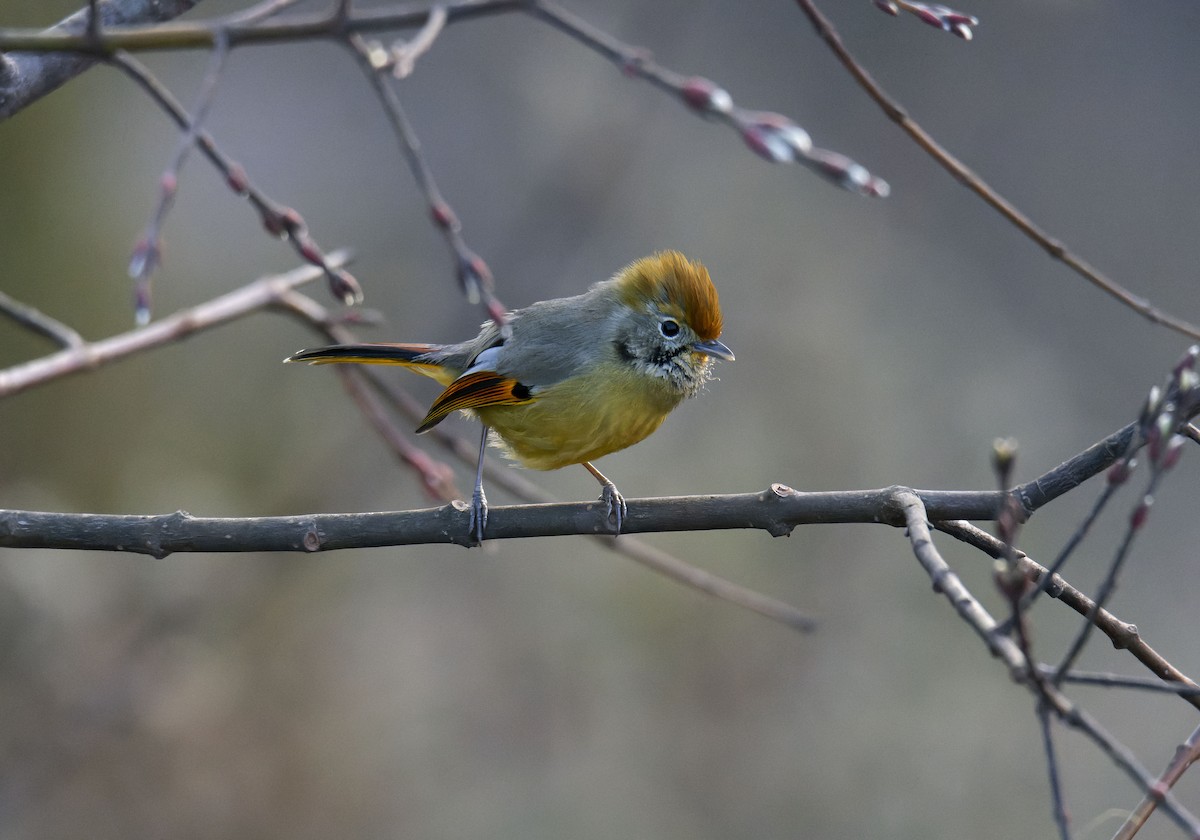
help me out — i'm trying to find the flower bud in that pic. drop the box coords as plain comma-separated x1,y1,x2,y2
430,200,460,231
680,77,733,116
1159,434,1186,472
225,164,249,195
738,112,812,163
329,269,363,306
1130,496,1152,530
1107,458,1135,485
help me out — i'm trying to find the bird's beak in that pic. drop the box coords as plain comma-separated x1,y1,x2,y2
692,338,735,361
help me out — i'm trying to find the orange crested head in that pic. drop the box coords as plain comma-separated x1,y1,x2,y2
614,251,724,341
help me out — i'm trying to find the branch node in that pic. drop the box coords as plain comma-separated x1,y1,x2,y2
302,524,323,552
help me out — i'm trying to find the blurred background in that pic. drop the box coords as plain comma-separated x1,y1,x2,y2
2,1,1200,837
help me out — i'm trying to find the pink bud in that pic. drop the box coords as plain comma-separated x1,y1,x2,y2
1140,385,1164,426
159,171,178,198
1130,496,1152,530
430,201,459,230
128,237,160,279
809,148,872,192
225,164,249,195
262,211,285,238
874,0,900,15
943,11,979,26
458,252,494,304
681,76,733,115
1107,458,1135,485
913,7,946,29
297,238,323,266
134,281,152,326
739,113,811,163
1173,345,1199,378
330,269,363,306
469,255,493,287
865,176,891,198
486,297,508,328
740,124,790,163
1159,435,1186,471
279,208,305,237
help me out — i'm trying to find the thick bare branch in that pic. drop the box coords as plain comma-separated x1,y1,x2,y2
0,0,201,120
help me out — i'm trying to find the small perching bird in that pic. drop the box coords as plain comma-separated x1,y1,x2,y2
287,251,733,544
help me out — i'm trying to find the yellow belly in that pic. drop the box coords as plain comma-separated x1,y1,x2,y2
476,363,683,470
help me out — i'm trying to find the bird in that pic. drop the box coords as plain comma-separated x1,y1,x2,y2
286,250,734,544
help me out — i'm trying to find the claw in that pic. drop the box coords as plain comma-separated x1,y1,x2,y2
600,482,627,536
582,461,627,536
469,484,488,545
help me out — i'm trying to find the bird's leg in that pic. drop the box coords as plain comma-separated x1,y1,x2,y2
469,424,490,545
583,461,626,535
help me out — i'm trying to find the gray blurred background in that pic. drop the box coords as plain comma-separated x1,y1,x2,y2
2,1,1199,837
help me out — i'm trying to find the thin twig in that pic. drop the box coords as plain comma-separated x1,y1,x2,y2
0,252,352,398
0,290,85,349
1018,475,1123,613
895,491,1200,836
1038,701,1071,840
343,30,506,322
1113,723,1200,840
107,51,362,306
527,0,887,196
1053,359,1196,686
128,29,232,324
937,520,1200,713
1042,668,1200,697
1051,478,1158,686
376,4,446,78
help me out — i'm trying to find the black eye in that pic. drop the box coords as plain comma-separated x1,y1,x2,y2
659,319,680,338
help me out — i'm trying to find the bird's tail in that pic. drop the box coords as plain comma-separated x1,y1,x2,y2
285,343,454,384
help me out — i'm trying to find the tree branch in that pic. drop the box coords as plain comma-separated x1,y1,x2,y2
0,0,521,57
895,490,1200,837
0,0,201,120
0,484,1006,555
0,251,352,398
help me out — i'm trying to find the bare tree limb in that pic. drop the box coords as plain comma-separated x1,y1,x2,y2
0,1,521,56
0,485,996,555
0,0,201,120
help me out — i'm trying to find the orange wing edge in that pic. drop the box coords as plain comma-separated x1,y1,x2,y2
417,370,534,433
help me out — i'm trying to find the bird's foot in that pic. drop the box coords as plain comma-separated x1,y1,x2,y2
600,482,627,536
469,485,488,546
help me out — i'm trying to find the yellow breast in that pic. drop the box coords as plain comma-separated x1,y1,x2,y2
477,361,684,470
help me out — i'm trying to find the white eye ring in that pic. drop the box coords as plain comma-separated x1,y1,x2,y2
659,318,681,338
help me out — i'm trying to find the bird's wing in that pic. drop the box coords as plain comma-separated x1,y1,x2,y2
416,370,535,433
